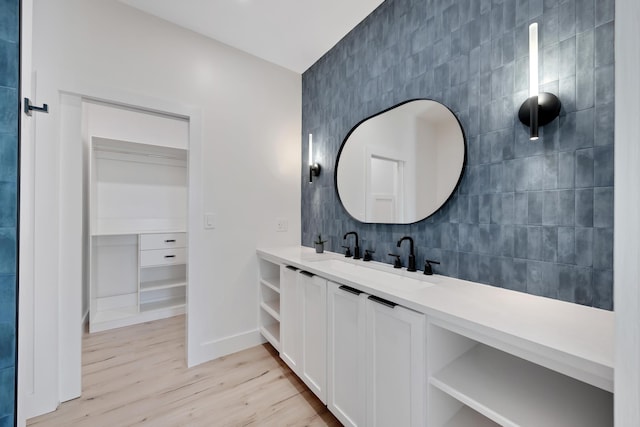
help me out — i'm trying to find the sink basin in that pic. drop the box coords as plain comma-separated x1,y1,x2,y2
309,258,436,292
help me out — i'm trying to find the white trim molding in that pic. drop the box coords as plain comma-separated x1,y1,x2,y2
614,0,640,424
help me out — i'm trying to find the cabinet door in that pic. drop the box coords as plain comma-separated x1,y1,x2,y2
327,282,367,427
279,265,301,374
366,297,426,427
300,272,328,403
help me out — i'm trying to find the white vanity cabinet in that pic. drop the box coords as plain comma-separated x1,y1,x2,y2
257,246,614,427
299,271,328,402
279,265,301,372
366,295,425,427
327,281,426,427
279,267,328,403
327,283,367,427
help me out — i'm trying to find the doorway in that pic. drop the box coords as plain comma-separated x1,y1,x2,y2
366,155,404,223
19,88,201,422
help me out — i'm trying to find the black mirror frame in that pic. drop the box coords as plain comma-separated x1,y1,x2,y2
334,98,468,225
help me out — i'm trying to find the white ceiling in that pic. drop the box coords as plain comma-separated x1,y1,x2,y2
119,0,385,73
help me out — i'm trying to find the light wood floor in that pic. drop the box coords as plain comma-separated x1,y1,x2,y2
28,315,341,427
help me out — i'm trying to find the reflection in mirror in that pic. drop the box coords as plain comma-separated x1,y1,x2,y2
336,99,465,224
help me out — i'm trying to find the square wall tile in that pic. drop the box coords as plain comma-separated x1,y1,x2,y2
0,40,18,89
0,366,15,422
0,322,15,370
0,275,15,324
0,0,19,43
0,228,15,276
0,133,17,183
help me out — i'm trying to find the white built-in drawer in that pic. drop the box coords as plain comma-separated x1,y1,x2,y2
140,233,186,250
140,248,186,267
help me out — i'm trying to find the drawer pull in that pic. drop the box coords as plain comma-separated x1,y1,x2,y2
285,265,299,271
339,285,362,296
164,255,176,258
368,295,397,308
300,271,315,278
165,239,176,243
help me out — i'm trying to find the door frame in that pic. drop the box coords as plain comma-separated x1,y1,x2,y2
17,10,203,418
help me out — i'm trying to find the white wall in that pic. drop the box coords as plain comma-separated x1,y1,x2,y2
26,0,300,417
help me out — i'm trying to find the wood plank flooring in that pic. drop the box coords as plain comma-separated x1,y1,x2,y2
28,315,341,427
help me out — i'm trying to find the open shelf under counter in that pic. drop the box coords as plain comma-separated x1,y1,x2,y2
443,406,499,427
430,344,613,427
260,299,280,321
260,277,280,293
260,323,280,351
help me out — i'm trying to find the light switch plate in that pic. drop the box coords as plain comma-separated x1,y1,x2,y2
204,213,216,229
276,218,288,232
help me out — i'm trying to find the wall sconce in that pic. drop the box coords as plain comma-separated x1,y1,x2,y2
518,22,561,140
308,133,321,183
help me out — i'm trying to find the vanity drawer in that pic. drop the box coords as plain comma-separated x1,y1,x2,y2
140,248,186,267
140,233,186,250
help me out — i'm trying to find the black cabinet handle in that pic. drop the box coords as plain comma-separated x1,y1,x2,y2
165,239,176,243
339,285,362,296
368,295,397,308
285,265,298,271
164,255,176,258
300,271,315,278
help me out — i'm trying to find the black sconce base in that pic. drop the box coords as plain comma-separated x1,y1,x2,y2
309,163,321,183
518,92,562,127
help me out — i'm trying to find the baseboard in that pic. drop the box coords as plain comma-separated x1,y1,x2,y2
82,309,89,331
188,328,264,367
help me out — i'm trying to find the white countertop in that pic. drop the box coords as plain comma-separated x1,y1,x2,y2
257,246,614,392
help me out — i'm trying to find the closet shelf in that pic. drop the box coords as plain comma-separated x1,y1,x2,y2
92,219,186,237
92,136,187,161
92,306,138,324
140,295,186,313
140,278,187,292
430,344,613,427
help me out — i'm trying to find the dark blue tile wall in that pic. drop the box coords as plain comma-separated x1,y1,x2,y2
0,0,19,424
301,0,614,310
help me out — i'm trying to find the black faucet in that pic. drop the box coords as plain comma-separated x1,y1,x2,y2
341,245,353,257
397,236,416,272
423,259,440,275
388,253,402,268
363,249,375,262
343,231,361,260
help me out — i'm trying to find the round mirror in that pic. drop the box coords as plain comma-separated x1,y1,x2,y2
336,99,465,224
